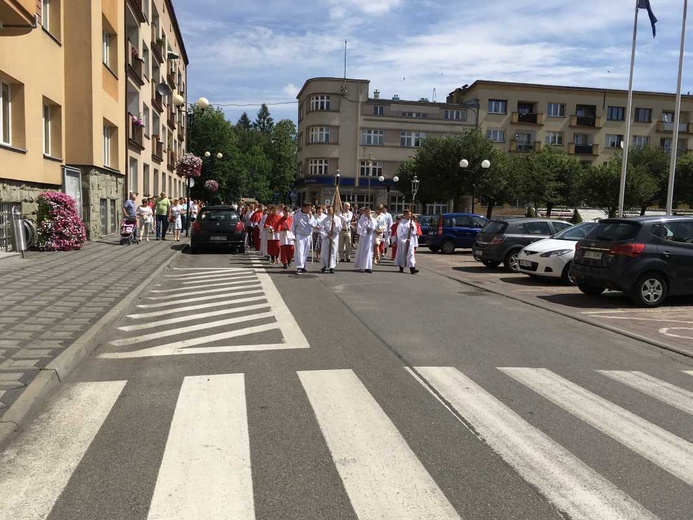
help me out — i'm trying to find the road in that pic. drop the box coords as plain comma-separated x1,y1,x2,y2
1,249,693,520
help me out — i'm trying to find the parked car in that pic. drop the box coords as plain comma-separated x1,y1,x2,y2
517,222,598,283
427,213,489,254
190,205,246,254
473,218,573,272
570,216,693,307
416,215,438,246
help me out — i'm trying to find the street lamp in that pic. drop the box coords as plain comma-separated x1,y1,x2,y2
378,174,399,208
459,158,490,214
203,151,223,203
411,175,420,212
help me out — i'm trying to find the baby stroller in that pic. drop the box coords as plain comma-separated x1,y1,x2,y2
119,216,139,245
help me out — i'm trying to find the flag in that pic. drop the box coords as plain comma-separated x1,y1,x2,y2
331,186,344,216
638,0,658,37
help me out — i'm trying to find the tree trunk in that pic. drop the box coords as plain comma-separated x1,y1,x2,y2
486,201,495,219
640,205,647,216
546,203,553,218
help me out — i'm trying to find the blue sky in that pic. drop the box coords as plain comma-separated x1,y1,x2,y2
175,0,691,125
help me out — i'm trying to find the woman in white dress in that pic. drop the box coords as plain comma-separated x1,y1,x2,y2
353,208,377,273
172,199,183,241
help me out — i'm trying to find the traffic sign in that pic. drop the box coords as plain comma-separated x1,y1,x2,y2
186,177,195,188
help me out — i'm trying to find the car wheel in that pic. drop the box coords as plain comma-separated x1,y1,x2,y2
561,262,575,285
577,284,605,295
441,240,455,254
630,272,667,307
428,246,440,253
481,260,501,268
504,249,521,272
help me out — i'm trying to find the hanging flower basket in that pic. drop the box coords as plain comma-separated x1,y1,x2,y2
176,152,202,178
36,192,87,251
205,180,219,192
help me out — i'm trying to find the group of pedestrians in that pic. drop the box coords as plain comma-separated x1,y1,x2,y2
122,192,202,242
239,201,421,275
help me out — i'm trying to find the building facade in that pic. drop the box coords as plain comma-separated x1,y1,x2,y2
0,0,188,241
296,77,475,213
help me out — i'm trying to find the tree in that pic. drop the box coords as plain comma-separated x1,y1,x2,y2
236,112,252,131
627,146,669,214
674,153,693,207
253,104,274,134
476,151,522,218
268,119,297,202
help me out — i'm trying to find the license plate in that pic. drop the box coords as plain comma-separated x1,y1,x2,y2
210,236,227,241
584,251,602,260
519,259,533,268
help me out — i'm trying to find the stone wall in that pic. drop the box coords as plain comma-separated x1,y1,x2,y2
80,168,125,240
0,178,60,217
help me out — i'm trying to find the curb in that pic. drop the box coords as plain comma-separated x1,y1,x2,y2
430,267,693,360
0,247,183,450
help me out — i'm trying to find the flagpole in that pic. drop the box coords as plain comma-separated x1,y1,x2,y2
667,0,688,215
619,0,641,218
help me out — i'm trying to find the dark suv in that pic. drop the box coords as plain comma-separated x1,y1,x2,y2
190,205,246,254
570,216,693,307
473,218,573,272
427,213,489,254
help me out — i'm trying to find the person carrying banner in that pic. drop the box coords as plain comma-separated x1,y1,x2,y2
320,206,342,274
291,202,316,274
395,209,420,274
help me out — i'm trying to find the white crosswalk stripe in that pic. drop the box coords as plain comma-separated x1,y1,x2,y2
126,294,266,320
500,367,693,487
146,280,261,299
598,370,693,416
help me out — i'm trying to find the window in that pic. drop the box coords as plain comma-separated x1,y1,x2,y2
634,108,651,123
444,109,466,121
547,103,565,117
1,82,11,145
662,111,674,122
361,129,384,145
661,138,672,150
360,160,383,177
142,45,150,79
605,134,624,148
515,132,533,151
574,133,590,145
425,203,447,215
310,95,331,111
373,105,384,115
143,104,150,136
524,221,551,235
632,135,650,148
402,111,427,118
42,0,50,30
400,131,426,147
486,129,505,142
102,31,116,70
129,158,139,194
308,159,329,175
488,99,507,114
545,131,564,146
607,106,625,121
43,104,51,155
103,125,111,166
143,164,150,196
309,126,330,143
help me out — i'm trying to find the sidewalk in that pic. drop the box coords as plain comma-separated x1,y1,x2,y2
0,237,184,445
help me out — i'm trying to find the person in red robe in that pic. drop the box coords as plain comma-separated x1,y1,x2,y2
277,207,295,269
390,216,401,260
250,204,264,251
264,205,281,263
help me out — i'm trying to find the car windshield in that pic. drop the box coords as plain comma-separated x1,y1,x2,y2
200,209,238,222
553,222,598,241
482,221,508,234
584,221,641,242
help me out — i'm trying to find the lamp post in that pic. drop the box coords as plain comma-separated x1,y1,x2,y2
204,151,223,203
459,158,490,214
377,174,399,208
411,175,420,211
173,96,209,236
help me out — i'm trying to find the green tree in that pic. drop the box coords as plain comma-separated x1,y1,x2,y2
268,119,297,202
580,160,621,218
236,112,252,131
476,151,522,218
253,104,275,134
519,147,582,216
628,146,669,214
674,153,693,207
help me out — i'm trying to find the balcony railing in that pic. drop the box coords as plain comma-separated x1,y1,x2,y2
151,39,164,64
152,139,164,162
512,112,544,125
127,40,144,86
656,121,690,133
167,150,177,171
127,0,147,23
569,143,599,155
570,115,603,128
152,86,164,113
510,140,541,153
128,117,145,149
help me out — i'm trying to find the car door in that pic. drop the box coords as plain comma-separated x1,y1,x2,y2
522,221,552,246
453,215,475,247
657,221,693,294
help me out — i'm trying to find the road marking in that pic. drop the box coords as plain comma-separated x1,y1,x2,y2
500,367,693,486
146,281,261,299
298,369,460,520
137,291,251,309
147,374,254,520
598,370,693,416
180,274,257,285
658,327,693,340
127,294,266,319
120,303,271,331
412,367,656,520
151,277,259,293
0,381,126,520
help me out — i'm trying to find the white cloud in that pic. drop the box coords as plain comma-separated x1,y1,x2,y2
282,83,300,98
326,0,403,18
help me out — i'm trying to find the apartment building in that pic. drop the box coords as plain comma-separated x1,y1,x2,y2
448,80,693,164
296,77,475,213
0,0,188,241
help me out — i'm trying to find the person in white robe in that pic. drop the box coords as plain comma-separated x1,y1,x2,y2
338,203,354,262
353,208,377,273
395,209,420,274
259,211,269,258
291,202,316,274
320,207,343,273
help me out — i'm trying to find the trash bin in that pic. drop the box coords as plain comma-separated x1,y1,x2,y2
12,207,27,256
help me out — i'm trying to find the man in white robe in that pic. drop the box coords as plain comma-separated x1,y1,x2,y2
395,209,420,274
338,202,354,262
291,202,316,274
320,207,343,274
259,211,269,259
353,208,377,273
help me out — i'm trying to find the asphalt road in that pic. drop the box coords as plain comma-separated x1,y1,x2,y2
2,248,693,520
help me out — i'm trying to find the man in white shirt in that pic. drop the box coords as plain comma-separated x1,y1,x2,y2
382,205,393,255
338,202,354,263
320,207,343,274
291,202,316,274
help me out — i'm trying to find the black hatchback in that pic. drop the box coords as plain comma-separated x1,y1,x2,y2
570,216,693,306
190,205,246,254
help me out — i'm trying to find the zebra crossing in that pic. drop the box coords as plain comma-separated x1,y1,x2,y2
98,264,309,359
1,366,692,519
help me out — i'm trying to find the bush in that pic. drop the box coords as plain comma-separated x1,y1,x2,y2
36,192,87,251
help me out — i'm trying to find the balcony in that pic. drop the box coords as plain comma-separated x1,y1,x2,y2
167,150,177,171
127,116,145,150
152,86,164,113
656,121,690,133
152,139,164,162
167,109,176,130
569,143,599,155
510,140,541,153
126,0,147,23
167,70,177,89
151,39,165,64
570,115,603,128
512,112,544,125
127,41,145,87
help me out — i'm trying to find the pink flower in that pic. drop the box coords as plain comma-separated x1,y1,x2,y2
176,152,203,178
36,192,87,251
204,180,219,192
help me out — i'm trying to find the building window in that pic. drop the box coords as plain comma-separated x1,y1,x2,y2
102,31,116,70
662,111,674,122
103,125,111,166
607,106,625,121
309,95,331,111
308,159,329,175
444,109,466,121
1,82,11,145
143,104,150,137
634,108,651,123
632,135,650,148
360,160,383,177
486,129,505,142
402,111,427,118
42,0,50,30
309,126,330,144
43,104,51,155
515,132,533,151
373,106,384,115
143,164,150,195
361,129,384,146
547,103,565,117
605,134,624,148
574,133,591,145
400,131,426,147
545,131,564,146
488,99,507,114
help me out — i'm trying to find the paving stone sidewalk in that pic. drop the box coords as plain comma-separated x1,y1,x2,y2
0,238,184,417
